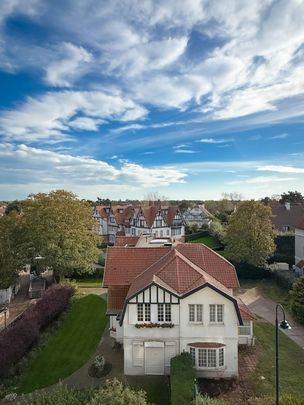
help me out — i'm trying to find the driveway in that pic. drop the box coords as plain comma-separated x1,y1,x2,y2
236,286,304,349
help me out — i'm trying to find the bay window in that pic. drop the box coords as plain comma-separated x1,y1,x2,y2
189,345,225,369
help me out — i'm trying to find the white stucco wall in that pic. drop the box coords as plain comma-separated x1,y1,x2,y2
295,228,304,264
121,285,239,378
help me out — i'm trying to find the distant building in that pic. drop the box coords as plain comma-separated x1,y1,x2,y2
94,202,185,243
271,202,304,232
183,204,213,228
0,205,7,217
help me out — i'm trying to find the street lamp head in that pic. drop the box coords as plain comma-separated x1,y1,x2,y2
279,319,291,330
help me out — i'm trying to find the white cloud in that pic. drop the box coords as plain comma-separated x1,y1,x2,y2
198,137,234,144
173,144,188,149
0,143,186,196
174,149,197,154
257,165,304,174
228,175,296,185
270,133,288,140
0,91,147,142
45,42,92,87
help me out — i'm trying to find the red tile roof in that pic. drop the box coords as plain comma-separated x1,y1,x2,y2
115,236,140,247
107,285,130,314
236,298,256,321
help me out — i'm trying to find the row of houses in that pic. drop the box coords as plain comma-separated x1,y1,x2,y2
94,203,212,243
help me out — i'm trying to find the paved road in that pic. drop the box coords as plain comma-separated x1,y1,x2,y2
237,287,304,349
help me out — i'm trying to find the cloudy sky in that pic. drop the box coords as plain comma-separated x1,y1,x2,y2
0,0,304,201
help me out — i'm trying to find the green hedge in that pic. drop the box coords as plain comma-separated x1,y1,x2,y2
269,235,295,266
185,231,209,241
170,352,196,405
233,262,271,280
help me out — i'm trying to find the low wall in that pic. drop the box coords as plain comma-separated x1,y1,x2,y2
0,287,12,305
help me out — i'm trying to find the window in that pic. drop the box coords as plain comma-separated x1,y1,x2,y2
167,229,170,236
189,304,203,323
192,347,225,368
155,219,162,227
238,320,251,336
110,217,115,223
209,304,224,323
158,304,171,322
158,304,164,322
190,347,196,365
145,304,151,321
189,304,195,322
137,304,143,322
219,348,224,367
140,219,145,227
165,304,171,322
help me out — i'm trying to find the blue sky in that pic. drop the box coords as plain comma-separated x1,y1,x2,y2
0,0,304,201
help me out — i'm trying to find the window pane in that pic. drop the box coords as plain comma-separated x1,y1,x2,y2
189,304,195,322
198,349,207,367
209,304,216,322
190,347,196,366
217,305,224,322
145,304,151,321
196,304,203,322
219,348,224,367
165,304,171,322
158,304,164,322
208,349,216,367
137,303,143,322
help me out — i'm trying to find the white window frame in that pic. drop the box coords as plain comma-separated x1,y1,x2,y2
238,320,252,336
189,304,203,323
209,304,224,324
157,304,172,322
137,303,151,322
190,347,225,369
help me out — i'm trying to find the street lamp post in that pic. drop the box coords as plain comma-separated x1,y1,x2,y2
275,303,291,405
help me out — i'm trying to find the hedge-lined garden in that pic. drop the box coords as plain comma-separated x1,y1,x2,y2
0,284,73,378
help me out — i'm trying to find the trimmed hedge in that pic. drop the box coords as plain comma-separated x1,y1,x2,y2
0,284,73,377
291,276,304,324
171,352,196,405
233,262,271,280
185,231,210,241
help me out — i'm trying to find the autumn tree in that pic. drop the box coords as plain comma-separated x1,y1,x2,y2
225,201,275,266
279,191,304,205
291,277,304,324
22,190,99,281
0,213,26,289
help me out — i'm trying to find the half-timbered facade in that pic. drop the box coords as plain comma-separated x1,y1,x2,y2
104,243,255,378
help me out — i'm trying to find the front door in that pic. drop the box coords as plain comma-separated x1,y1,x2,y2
144,342,164,375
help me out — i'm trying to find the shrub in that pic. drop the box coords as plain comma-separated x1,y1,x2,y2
171,352,196,405
290,276,304,324
88,378,148,405
0,284,73,377
88,355,112,378
233,262,271,280
192,395,227,405
248,393,304,405
272,270,294,290
32,284,74,329
24,383,90,404
0,312,39,377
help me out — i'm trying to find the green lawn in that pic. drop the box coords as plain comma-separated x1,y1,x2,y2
74,278,103,288
17,294,107,393
189,235,222,249
127,376,170,405
252,320,304,397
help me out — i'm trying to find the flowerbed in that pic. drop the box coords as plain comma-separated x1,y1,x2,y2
135,322,174,328
0,284,73,378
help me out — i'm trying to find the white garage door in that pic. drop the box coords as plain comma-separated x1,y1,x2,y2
145,342,164,375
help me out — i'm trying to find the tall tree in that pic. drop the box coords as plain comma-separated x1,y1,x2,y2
0,213,26,289
22,190,99,281
225,201,275,266
279,191,304,205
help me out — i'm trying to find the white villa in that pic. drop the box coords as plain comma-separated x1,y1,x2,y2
183,205,213,228
103,239,255,378
94,203,185,243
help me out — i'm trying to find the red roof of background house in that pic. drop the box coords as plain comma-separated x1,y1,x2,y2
115,236,140,247
272,203,304,231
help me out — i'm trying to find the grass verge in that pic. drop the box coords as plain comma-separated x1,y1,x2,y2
189,235,222,249
17,294,107,393
252,320,304,397
74,278,103,288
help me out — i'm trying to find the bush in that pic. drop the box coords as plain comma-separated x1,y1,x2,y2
272,270,294,290
24,383,90,404
171,352,196,405
185,231,209,241
32,284,74,329
0,312,39,377
291,276,304,324
88,355,112,378
248,393,304,405
192,395,227,405
233,262,271,280
0,284,73,377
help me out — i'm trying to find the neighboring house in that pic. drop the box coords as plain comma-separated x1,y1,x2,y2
183,205,213,228
295,224,304,269
94,202,185,243
0,205,7,217
103,242,255,378
272,202,304,232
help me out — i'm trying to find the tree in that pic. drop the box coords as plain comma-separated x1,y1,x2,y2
88,379,148,405
279,191,304,205
22,190,99,281
225,201,275,266
0,213,26,289
290,277,304,325
142,192,169,205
